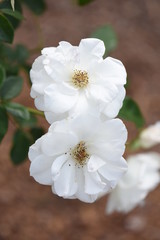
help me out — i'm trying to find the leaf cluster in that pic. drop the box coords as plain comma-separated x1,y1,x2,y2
0,0,46,164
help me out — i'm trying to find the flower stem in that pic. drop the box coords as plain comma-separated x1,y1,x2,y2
27,107,45,117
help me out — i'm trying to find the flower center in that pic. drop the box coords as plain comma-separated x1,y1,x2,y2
72,70,89,88
72,141,90,166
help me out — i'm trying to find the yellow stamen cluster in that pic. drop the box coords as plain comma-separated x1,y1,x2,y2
72,141,89,166
72,70,89,88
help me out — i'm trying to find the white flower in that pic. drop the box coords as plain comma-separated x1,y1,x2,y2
106,152,160,214
29,115,127,203
139,122,160,148
30,38,126,124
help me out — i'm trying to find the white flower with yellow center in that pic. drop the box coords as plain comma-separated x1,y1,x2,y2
29,115,127,203
106,153,160,214
30,38,126,123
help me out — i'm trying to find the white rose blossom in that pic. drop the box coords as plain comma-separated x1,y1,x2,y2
106,152,160,214
29,115,127,203
30,38,126,124
139,121,160,148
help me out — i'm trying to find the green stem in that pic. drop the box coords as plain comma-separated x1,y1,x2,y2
27,107,45,117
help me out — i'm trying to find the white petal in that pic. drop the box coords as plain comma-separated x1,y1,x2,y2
30,56,53,94
97,57,127,85
69,93,97,117
30,55,45,73
44,111,68,124
41,47,56,56
30,87,37,98
104,86,126,118
96,118,127,143
84,169,106,194
44,84,78,113
34,96,45,111
88,83,118,103
71,114,101,141
89,119,127,162
58,41,74,57
140,171,160,190
41,132,78,157
79,38,105,58
54,159,78,197
74,167,98,203
48,118,71,133
98,157,128,181
28,138,42,161
87,155,106,172
140,122,160,148
51,154,68,181
30,154,53,185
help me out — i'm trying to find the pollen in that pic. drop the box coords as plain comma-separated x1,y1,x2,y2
72,141,90,166
72,70,89,88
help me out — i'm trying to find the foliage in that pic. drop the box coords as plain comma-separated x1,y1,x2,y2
91,25,118,55
0,0,45,164
118,96,145,128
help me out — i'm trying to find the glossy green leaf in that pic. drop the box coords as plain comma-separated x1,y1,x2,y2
0,0,22,29
22,0,46,15
0,14,14,43
0,64,5,88
0,76,23,100
78,0,94,6
91,25,118,55
1,9,23,20
30,127,45,142
0,106,8,143
118,96,145,128
5,102,30,120
10,129,31,164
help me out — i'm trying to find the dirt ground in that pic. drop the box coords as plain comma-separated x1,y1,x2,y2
0,0,160,239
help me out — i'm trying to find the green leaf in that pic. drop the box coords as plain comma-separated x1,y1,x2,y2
0,43,18,75
78,0,94,6
5,102,30,119
1,9,23,20
10,129,31,164
0,0,22,29
14,44,29,64
0,64,5,88
91,25,118,55
0,14,14,43
14,113,37,128
0,43,29,76
0,106,8,143
30,127,45,142
0,76,23,100
118,96,145,128
22,0,46,15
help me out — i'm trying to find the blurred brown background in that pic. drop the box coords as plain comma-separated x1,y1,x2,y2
0,0,160,239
